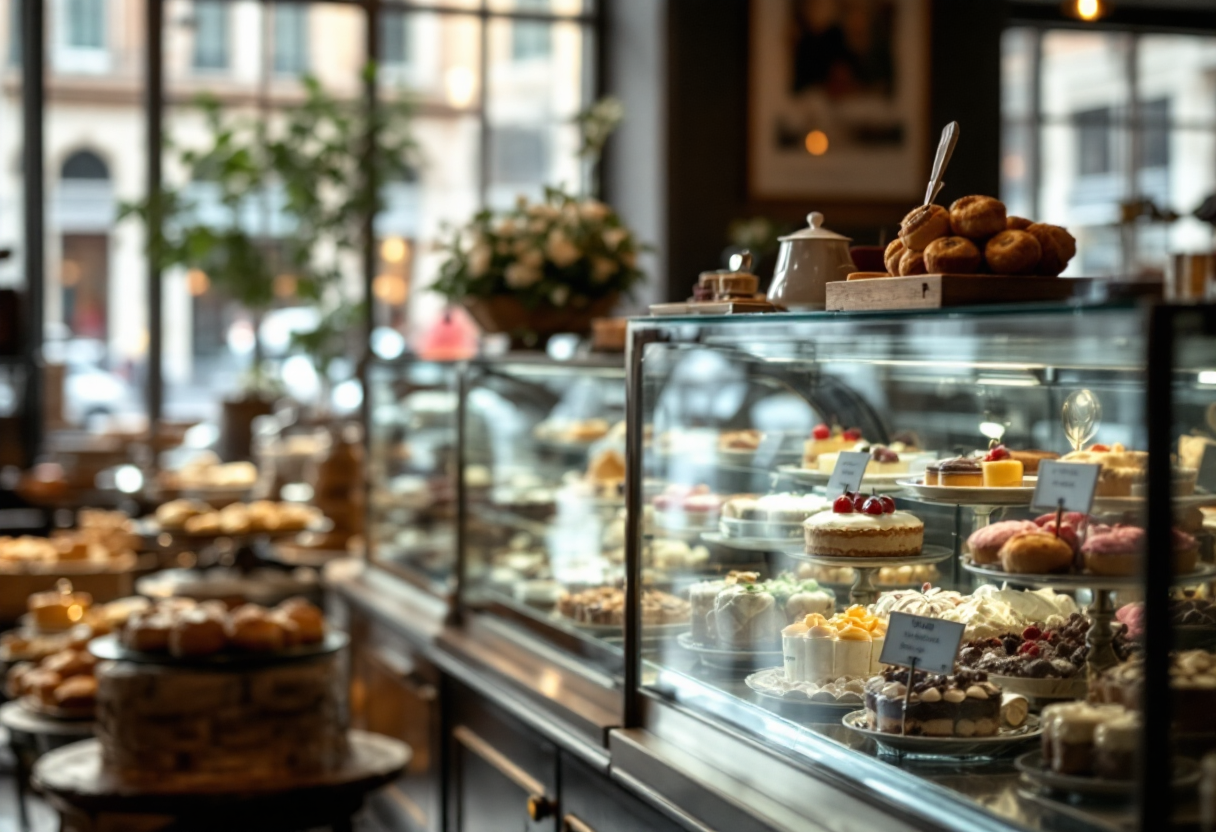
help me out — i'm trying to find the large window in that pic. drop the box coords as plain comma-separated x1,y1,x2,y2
1002,27,1216,279
511,0,551,61
65,0,104,49
193,1,229,70
273,4,308,75
4,0,597,433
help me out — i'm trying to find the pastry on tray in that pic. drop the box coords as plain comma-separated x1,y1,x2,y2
803,424,864,466
797,562,940,587
955,614,1110,680
689,571,834,650
864,667,1002,737
803,493,923,557
870,585,1079,642
557,586,689,628
718,429,764,452
782,606,886,684
721,492,830,526
120,597,327,657
1040,702,1135,777
892,196,1076,277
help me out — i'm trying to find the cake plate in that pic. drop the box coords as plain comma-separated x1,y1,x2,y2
88,630,348,669
777,465,910,490
677,633,783,672
896,477,1037,531
744,667,866,712
842,710,1041,759
700,531,796,553
1014,750,1201,799
783,546,954,606
963,561,1216,676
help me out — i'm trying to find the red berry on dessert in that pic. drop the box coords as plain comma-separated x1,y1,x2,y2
1091,443,1110,452
871,446,899,464
812,424,831,440
1022,626,1042,641
852,493,868,512
1017,642,1040,657
862,497,884,515
843,428,862,442
832,495,854,513
878,495,896,514
983,445,1011,461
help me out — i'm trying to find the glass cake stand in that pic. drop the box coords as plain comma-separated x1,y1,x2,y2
783,546,954,605
963,560,1216,676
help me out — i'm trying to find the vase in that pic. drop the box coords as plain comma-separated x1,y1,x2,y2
462,293,619,349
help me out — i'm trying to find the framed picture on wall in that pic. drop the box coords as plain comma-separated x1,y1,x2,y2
748,0,930,202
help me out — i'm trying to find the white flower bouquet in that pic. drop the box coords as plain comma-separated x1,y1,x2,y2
433,188,646,321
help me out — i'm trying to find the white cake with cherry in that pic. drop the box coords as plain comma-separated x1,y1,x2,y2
803,493,923,557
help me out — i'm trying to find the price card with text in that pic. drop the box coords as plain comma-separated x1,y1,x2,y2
1031,460,1101,513
1197,445,1216,495
825,451,870,497
879,612,966,674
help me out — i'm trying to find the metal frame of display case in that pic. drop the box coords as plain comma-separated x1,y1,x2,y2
622,300,1206,832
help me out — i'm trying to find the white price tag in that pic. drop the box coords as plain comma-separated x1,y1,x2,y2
825,451,870,497
879,612,965,675
1032,460,1100,513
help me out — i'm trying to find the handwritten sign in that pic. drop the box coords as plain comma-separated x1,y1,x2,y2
1197,445,1216,495
825,451,870,497
1032,460,1100,513
879,612,965,675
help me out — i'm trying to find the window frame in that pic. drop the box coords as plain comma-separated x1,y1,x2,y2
15,0,602,455
1001,19,1216,275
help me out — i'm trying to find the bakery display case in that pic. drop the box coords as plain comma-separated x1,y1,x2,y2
461,355,630,677
367,359,460,596
625,302,1216,832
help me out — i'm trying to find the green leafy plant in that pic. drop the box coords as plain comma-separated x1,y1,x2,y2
120,68,417,391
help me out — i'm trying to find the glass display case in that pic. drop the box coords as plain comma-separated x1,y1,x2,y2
461,355,629,677
367,359,461,596
625,302,1216,832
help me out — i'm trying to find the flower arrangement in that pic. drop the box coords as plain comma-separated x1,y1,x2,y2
432,187,646,313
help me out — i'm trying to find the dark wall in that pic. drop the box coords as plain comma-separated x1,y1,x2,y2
658,0,1005,302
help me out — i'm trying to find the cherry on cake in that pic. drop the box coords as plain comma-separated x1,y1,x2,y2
803,493,924,557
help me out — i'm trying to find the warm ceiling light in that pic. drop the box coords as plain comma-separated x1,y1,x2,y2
186,268,209,296
381,236,408,265
1066,0,1109,21
373,273,409,306
274,273,297,298
445,66,476,109
804,130,829,156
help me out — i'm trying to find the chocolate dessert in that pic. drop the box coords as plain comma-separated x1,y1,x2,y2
864,667,1002,737
955,613,1133,678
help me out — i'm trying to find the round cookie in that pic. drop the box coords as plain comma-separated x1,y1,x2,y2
884,238,907,276
1006,216,1033,231
1026,223,1077,276
985,229,1042,275
949,196,1007,240
924,236,982,275
899,249,927,276
899,204,951,251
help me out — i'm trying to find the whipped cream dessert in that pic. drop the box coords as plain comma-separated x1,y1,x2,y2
782,606,887,684
870,584,1078,641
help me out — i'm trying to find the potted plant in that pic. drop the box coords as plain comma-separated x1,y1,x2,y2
431,96,645,348
431,188,645,347
122,71,416,455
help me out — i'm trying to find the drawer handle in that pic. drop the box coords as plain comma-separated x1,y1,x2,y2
562,814,596,832
452,724,549,800
527,794,555,821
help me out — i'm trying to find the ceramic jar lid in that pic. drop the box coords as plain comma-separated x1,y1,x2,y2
778,212,853,242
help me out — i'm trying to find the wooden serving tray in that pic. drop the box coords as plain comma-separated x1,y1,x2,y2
650,299,783,316
826,274,1086,311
